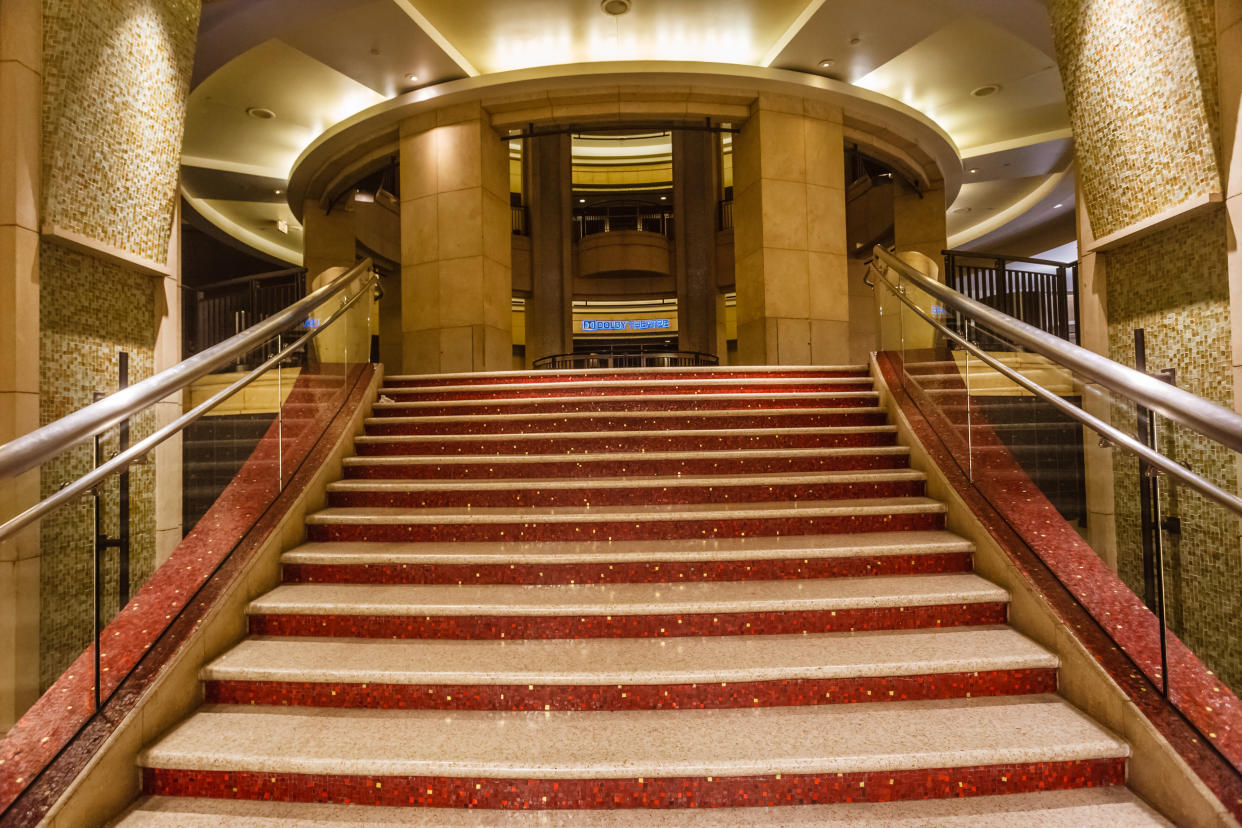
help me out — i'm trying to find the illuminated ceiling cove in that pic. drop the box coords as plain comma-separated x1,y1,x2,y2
183,0,1074,265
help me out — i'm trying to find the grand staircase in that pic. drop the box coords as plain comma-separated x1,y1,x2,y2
119,366,1168,824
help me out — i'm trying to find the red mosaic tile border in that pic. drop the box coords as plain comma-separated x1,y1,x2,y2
385,369,870,388
371,395,878,418
342,453,910,481
247,602,1007,640
326,480,924,510
142,758,1124,808
305,512,943,544
282,552,972,586
354,431,897,456
365,411,889,436
204,669,1057,710
382,381,871,402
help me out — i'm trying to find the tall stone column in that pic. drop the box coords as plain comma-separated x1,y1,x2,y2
893,185,947,280
302,201,356,286
523,133,573,365
399,103,512,374
733,94,848,365
0,0,42,732
673,130,720,356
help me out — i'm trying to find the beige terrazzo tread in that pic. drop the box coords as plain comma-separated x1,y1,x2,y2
364,405,889,426
246,572,1006,617
137,696,1127,778
376,376,875,395
371,391,880,410
325,469,927,494
355,424,899,443
202,627,1055,686
304,496,946,526
341,445,910,467
115,788,1172,826
382,365,871,382
281,530,974,566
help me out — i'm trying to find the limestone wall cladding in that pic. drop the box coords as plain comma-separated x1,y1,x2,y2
41,0,199,262
1049,0,1221,237
38,241,157,690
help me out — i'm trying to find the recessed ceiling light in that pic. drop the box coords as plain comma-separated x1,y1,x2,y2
579,198,586,203
971,84,1001,98
969,168,979,174
1053,203,1063,209
246,107,276,120
848,35,861,46
601,0,631,15
405,73,419,82
273,188,283,195
818,58,835,68
659,195,667,201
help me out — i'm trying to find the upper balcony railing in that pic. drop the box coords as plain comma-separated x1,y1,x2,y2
573,204,673,239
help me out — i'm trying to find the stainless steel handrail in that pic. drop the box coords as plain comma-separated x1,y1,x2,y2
0,270,377,543
0,259,374,480
873,245,1242,454
869,259,1242,517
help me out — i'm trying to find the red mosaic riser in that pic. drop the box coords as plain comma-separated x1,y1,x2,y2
371,397,878,417
382,382,871,401
365,411,890,436
248,601,1006,640
143,758,1123,809
384,370,871,388
354,432,897,457
343,454,910,481
282,551,972,586
306,512,943,543
204,669,1057,711
326,480,925,510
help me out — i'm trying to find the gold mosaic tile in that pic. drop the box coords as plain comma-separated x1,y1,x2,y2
41,0,200,263
38,242,158,691
1049,0,1222,237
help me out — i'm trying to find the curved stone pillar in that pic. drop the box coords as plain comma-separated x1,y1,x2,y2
733,94,848,365
399,103,512,374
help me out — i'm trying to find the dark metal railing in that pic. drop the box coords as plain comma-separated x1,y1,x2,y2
719,199,733,231
943,249,1078,345
511,205,528,236
533,350,718,370
188,267,307,364
573,205,674,239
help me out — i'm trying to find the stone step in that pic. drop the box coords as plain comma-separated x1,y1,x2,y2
117,788,1172,826
304,496,946,543
382,365,872,388
325,470,927,510
137,697,1128,808
281,530,974,585
245,571,1006,639
370,390,880,418
353,425,899,456
342,445,911,481
363,407,890,435
377,376,874,401
202,626,1057,710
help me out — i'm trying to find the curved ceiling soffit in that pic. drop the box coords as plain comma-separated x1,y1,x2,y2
286,61,962,222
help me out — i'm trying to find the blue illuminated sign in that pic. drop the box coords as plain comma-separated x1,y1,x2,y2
582,318,671,332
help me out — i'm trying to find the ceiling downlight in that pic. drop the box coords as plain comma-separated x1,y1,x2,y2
601,0,631,16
